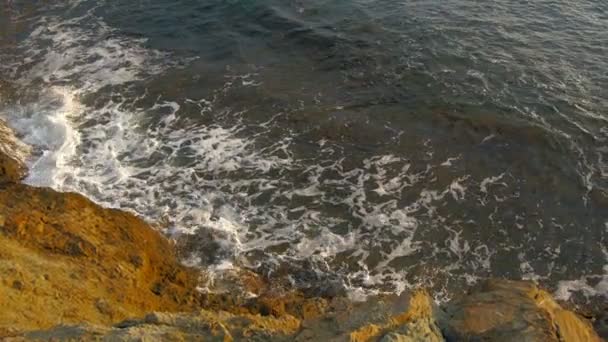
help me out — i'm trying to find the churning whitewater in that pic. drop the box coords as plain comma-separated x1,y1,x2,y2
1,0,607,307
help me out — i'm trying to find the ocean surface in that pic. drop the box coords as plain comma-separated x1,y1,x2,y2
1,0,607,307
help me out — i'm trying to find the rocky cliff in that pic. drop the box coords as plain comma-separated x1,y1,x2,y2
0,120,206,336
0,120,604,341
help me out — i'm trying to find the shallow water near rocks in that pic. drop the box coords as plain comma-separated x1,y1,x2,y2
0,0,607,309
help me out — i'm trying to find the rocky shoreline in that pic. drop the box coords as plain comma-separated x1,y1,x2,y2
0,120,605,341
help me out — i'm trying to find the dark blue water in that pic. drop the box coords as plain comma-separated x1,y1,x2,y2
1,0,607,308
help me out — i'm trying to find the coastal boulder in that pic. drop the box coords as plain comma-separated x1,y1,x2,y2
441,279,602,342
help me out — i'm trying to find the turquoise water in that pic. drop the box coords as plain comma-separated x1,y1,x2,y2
1,0,607,308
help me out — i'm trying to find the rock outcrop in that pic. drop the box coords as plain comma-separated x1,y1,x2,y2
7,291,443,341
0,120,603,341
0,149,24,183
0,119,28,183
0,132,203,336
441,279,603,342
6,280,604,341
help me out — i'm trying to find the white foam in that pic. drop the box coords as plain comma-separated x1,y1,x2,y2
449,177,469,201
480,173,506,194
554,246,608,302
1,87,81,187
441,156,461,167
19,15,166,94
555,269,608,302
295,229,356,258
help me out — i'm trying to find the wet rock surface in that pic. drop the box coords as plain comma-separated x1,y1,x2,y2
0,120,28,183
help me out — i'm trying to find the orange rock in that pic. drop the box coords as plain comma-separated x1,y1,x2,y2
349,291,443,342
0,119,29,183
0,182,203,335
443,279,602,342
533,288,603,342
0,150,25,183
